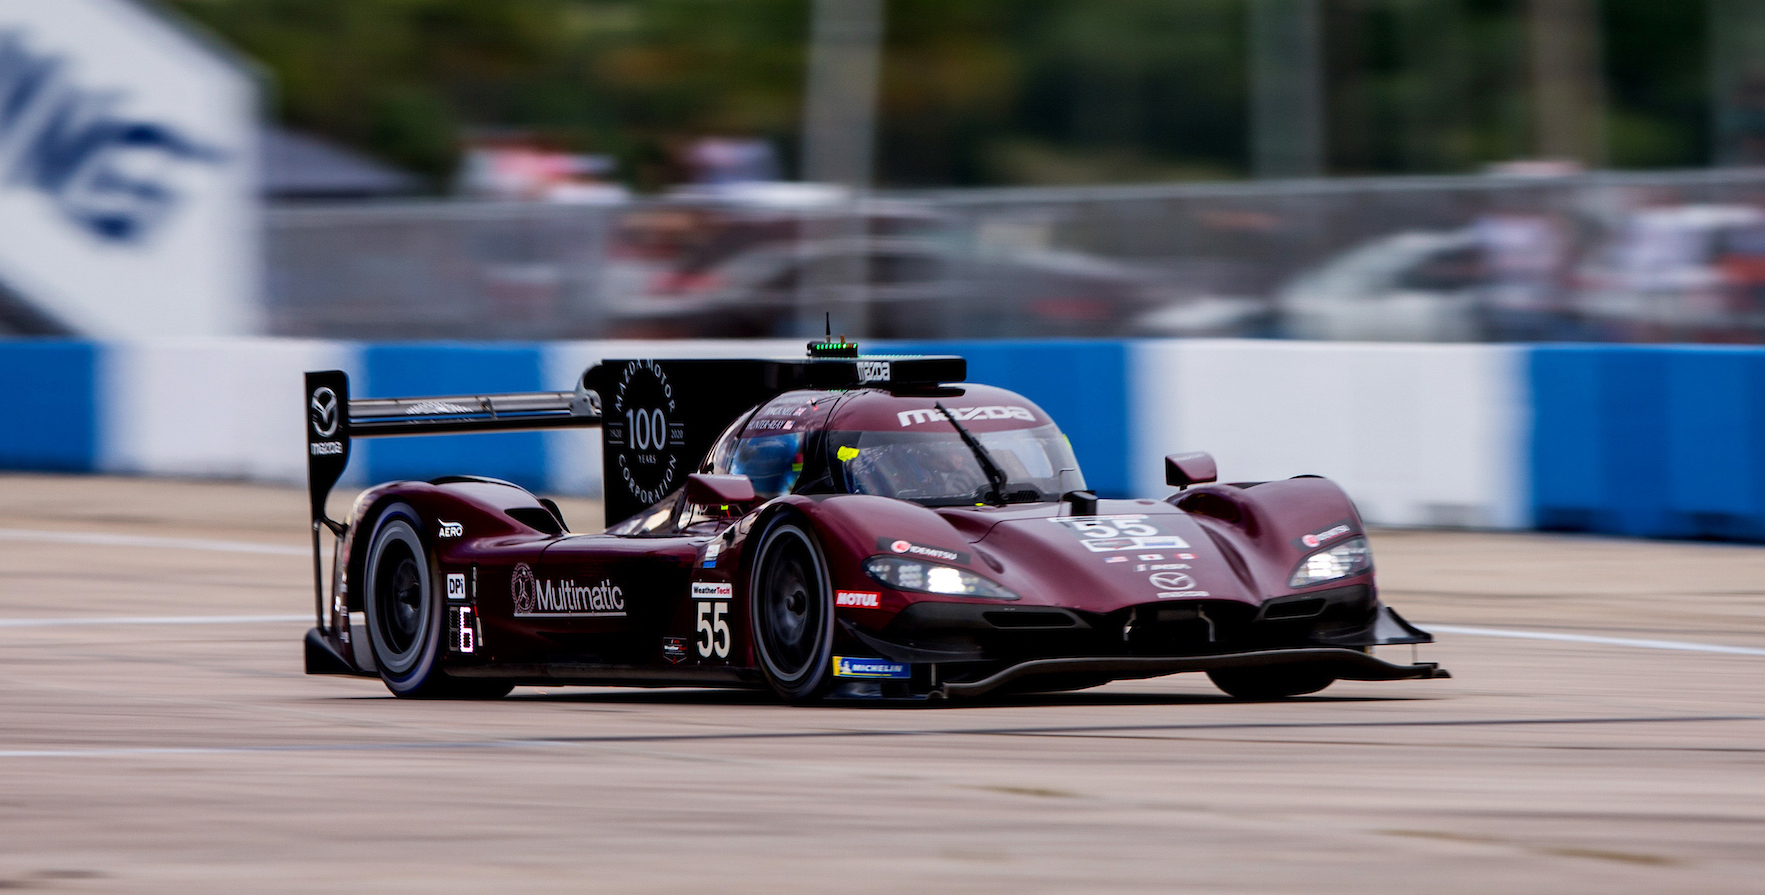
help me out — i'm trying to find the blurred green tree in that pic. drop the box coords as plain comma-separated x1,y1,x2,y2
169,0,812,189
166,0,1713,190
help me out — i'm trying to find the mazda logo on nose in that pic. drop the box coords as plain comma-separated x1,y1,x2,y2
1148,571,1196,591
310,387,339,438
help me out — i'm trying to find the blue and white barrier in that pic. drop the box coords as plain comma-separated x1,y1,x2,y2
4,337,1761,541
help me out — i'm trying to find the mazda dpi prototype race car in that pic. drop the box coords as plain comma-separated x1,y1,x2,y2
301,342,1448,701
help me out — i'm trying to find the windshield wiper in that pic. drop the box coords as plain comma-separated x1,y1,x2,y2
934,401,1011,505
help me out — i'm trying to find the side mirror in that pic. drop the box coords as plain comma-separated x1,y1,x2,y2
1165,452,1218,489
685,473,757,506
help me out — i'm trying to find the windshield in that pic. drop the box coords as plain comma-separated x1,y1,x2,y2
829,424,1083,506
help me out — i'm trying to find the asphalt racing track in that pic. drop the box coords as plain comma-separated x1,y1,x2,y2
2,474,1763,893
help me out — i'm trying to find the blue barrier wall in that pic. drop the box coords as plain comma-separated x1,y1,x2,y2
887,340,1132,498
1,341,97,472
1531,345,1765,541
362,344,549,492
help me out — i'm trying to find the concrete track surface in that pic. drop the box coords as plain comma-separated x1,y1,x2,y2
2,474,1764,894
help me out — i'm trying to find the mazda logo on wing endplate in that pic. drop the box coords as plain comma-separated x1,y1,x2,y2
310,387,339,438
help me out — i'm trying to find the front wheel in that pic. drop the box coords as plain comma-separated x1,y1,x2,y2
1206,664,1335,700
750,517,835,703
362,503,508,699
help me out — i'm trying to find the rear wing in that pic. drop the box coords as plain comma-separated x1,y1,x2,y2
303,370,600,530
302,351,965,629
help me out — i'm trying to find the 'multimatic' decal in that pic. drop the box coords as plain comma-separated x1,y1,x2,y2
510,563,627,617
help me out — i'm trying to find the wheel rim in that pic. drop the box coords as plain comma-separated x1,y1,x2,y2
756,526,825,685
366,517,430,676
379,545,423,653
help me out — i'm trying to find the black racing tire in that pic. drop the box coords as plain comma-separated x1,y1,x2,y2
362,503,508,699
1206,664,1335,700
749,516,836,703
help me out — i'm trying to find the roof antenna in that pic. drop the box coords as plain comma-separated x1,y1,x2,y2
806,311,859,357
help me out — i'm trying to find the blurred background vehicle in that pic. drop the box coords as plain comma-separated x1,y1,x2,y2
1276,211,1583,342
607,232,1232,340
1278,229,1493,342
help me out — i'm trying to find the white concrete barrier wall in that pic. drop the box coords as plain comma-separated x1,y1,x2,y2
99,339,357,485
1130,340,1529,528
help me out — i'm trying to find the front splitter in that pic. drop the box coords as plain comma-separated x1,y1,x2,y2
934,647,1448,699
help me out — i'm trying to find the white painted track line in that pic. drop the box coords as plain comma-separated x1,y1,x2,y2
1429,623,1765,656
0,527,307,556
0,615,310,628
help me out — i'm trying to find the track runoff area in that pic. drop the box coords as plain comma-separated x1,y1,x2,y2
1,475,1762,893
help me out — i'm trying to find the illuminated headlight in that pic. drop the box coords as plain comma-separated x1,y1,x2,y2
1288,536,1372,588
864,556,1019,600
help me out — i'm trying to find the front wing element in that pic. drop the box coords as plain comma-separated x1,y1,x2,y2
933,647,1449,699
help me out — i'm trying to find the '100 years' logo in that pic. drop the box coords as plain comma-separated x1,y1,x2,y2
610,360,683,506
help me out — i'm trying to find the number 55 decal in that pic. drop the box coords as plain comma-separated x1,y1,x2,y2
696,602,730,658
691,582,734,659
1050,514,1190,553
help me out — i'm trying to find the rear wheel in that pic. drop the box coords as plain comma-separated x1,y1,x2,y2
750,518,835,703
362,503,510,699
1206,665,1335,700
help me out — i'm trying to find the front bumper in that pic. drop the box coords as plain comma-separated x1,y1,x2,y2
933,647,1449,699
852,589,1433,667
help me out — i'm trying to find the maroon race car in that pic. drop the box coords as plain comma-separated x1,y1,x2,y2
301,342,1447,702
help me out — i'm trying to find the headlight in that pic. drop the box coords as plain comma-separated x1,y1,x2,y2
1289,536,1372,588
864,556,1019,600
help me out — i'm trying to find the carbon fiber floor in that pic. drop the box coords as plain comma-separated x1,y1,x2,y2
1,474,1763,894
